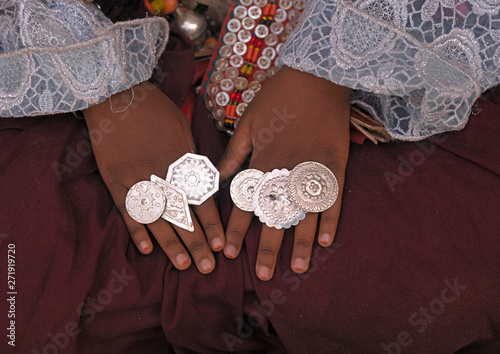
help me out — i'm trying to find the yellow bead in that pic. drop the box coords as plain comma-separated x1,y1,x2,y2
150,0,165,11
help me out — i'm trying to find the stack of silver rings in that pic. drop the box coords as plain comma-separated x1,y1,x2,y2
230,161,339,229
125,153,219,232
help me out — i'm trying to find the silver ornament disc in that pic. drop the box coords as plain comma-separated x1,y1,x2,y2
125,181,166,224
166,153,219,206
230,169,264,212
252,169,306,229
151,175,194,232
287,161,339,213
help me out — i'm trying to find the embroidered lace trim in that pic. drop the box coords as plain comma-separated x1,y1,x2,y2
278,0,500,140
0,0,169,117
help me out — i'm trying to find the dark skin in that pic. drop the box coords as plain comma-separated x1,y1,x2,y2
83,67,351,280
84,81,225,274
218,66,352,281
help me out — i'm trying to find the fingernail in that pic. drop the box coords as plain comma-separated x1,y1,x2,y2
257,266,271,281
176,254,189,267
139,241,151,253
319,233,331,246
224,245,238,259
211,237,224,251
200,258,213,273
292,258,306,273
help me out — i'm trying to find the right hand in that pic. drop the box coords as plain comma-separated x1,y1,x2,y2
84,82,225,274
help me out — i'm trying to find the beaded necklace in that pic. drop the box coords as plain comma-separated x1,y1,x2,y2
203,0,307,134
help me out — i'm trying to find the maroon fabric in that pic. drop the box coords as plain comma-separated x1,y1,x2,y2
1,34,500,354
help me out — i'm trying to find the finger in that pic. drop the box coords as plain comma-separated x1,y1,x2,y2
317,200,342,247
174,212,216,274
318,167,345,247
255,226,285,281
224,207,254,259
109,183,154,254
192,198,225,252
217,117,253,181
147,219,192,270
291,213,318,274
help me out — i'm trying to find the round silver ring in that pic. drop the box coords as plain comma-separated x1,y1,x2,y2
287,161,339,213
125,181,166,224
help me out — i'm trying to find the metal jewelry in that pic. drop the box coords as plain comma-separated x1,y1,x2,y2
230,169,265,212
166,153,220,206
287,161,338,213
252,169,306,229
150,174,194,232
125,180,167,224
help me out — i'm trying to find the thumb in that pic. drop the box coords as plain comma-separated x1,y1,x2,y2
218,117,253,181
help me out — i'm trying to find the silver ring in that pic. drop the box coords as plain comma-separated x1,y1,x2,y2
150,175,194,232
125,181,166,224
287,161,339,213
252,169,306,229
230,169,264,212
166,153,219,206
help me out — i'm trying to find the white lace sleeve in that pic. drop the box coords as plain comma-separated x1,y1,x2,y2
277,0,500,140
0,0,169,118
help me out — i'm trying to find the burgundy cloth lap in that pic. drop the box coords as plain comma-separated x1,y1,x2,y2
1,34,500,354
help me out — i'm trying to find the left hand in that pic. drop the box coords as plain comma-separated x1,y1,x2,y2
218,66,352,280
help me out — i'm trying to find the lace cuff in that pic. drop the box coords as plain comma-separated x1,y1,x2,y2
0,0,169,118
277,0,500,140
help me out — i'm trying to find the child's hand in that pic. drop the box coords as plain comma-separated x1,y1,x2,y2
84,82,224,274
218,67,352,281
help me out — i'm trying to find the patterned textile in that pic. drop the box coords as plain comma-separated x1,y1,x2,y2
278,0,500,140
0,0,169,117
